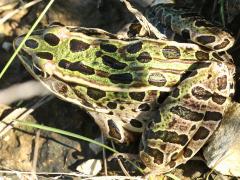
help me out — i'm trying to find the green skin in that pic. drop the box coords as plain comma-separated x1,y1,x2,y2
15,4,236,175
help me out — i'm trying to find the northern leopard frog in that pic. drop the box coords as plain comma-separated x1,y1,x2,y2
15,4,236,175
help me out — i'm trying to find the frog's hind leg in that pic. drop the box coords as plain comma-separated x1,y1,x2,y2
140,61,234,174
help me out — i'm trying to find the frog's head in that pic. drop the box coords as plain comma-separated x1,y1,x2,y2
14,25,95,76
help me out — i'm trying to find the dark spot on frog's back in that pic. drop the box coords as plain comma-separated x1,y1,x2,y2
25,39,38,49
87,87,106,100
36,52,53,60
102,55,127,70
191,86,212,100
212,92,226,105
107,102,117,109
129,92,145,101
192,126,210,140
126,41,143,54
148,73,167,87
137,52,152,63
150,130,188,146
109,73,133,84
100,43,117,52
58,59,95,75
204,111,223,121
162,46,181,59
170,105,204,121
130,119,143,128
69,39,90,52
213,39,230,50
196,35,215,45
195,51,209,60
44,33,60,46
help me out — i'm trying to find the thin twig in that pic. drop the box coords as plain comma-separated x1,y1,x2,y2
31,130,41,179
111,141,131,177
121,0,166,39
101,133,108,176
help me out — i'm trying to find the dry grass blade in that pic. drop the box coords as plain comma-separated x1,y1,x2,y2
121,0,166,39
0,0,42,24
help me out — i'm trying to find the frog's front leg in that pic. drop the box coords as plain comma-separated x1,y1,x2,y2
89,112,137,143
140,61,235,174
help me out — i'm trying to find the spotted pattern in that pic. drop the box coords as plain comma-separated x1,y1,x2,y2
204,111,223,121
126,41,143,54
109,73,133,84
195,51,209,60
148,73,167,87
191,86,212,100
146,147,164,165
102,55,127,70
58,59,95,75
16,7,236,174
129,92,145,101
87,87,106,100
25,39,38,49
44,33,60,46
107,102,117,109
100,43,117,52
192,127,210,140
196,35,215,45
214,39,230,50
137,52,152,63
69,39,90,52
36,52,53,60
162,46,181,59
151,130,188,146
170,105,204,121
212,93,227,105
130,119,143,128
